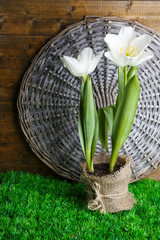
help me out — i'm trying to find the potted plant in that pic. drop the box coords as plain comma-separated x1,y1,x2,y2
61,26,153,213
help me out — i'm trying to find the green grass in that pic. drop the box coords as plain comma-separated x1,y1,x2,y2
0,171,160,240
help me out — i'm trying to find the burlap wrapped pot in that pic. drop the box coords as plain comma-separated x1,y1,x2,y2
81,153,136,213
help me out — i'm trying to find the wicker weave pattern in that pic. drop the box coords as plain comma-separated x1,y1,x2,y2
17,17,160,182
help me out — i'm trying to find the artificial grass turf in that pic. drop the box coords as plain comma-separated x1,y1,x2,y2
0,171,160,240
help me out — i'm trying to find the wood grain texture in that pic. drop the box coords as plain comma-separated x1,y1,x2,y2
0,0,160,179
0,1,160,36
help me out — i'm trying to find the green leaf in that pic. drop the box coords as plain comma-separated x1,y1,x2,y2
78,80,85,156
81,75,98,172
110,75,140,172
91,104,99,160
98,108,108,151
103,106,114,135
127,66,137,82
83,75,95,153
78,75,99,172
98,106,114,151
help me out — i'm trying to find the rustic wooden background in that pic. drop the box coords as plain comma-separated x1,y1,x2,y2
0,0,160,179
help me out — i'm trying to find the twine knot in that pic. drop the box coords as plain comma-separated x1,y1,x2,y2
87,181,128,213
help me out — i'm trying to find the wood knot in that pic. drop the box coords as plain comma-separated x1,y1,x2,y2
0,16,6,27
126,0,133,12
67,5,76,16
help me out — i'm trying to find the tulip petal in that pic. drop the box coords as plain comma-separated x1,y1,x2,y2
77,47,93,71
105,52,124,66
130,51,154,66
120,55,133,66
61,56,84,77
130,34,151,53
126,55,139,66
104,34,123,52
105,51,132,67
77,47,93,62
88,50,104,74
118,26,136,47
77,47,96,76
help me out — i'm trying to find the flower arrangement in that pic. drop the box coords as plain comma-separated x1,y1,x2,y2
61,26,153,174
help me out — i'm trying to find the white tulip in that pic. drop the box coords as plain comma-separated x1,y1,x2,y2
61,47,104,77
104,26,154,66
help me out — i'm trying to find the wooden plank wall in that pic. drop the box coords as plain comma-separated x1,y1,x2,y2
0,0,160,179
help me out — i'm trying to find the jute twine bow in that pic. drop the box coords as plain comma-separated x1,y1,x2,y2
87,181,128,213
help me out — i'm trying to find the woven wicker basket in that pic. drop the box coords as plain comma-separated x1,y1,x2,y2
17,17,160,182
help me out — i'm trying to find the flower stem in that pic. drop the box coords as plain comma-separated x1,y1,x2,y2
87,160,94,173
109,149,118,173
82,75,87,83
109,164,114,174
124,65,128,86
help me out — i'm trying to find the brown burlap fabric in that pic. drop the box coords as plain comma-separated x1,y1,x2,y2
80,153,136,213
